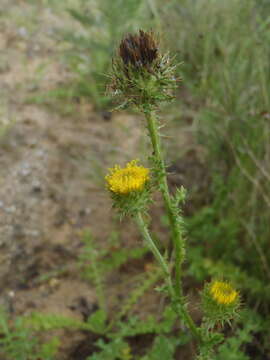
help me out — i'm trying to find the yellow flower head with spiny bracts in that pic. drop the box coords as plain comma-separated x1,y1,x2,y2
210,281,238,306
106,160,150,195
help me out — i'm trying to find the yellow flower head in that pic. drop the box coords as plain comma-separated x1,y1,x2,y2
210,281,238,305
105,160,150,195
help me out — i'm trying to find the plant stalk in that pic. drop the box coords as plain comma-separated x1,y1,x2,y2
135,212,172,285
145,109,184,299
135,211,202,342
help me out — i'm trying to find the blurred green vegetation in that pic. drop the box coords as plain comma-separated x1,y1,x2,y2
160,0,270,304
57,0,154,109
158,0,270,357
0,308,59,360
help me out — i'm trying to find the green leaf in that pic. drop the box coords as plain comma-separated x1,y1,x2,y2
87,309,107,334
37,337,60,360
174,186,187,205
142,335,179,360
27,312,85,331
87,338,130,360
67,8,97,27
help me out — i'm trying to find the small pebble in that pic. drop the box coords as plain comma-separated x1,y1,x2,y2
36,149,46,159
18,27,28,38
8,290,15,298
6,205,16,214
31,180,42,193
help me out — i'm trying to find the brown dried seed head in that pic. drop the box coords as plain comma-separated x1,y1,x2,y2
119,30,158,67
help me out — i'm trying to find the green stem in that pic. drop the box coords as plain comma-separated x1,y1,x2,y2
92,260,107,313
145,110,184,299
88,242,106,313
135,212,172,287
142,109,202,342
135,211,202,342
174,303,202,343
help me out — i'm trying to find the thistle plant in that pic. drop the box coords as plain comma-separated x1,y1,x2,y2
106,30,240,358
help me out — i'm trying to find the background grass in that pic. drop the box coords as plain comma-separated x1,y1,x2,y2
160,0,270,300
160,1,270,356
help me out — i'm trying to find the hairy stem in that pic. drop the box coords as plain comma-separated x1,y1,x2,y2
135,212,172,285
89,249,107,314
145,109,184,298
135,211,202,342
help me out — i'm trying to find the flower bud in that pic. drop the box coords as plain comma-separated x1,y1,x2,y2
201,280,240,329
105,160,151,217
109,30,178,110
119,30,158,69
